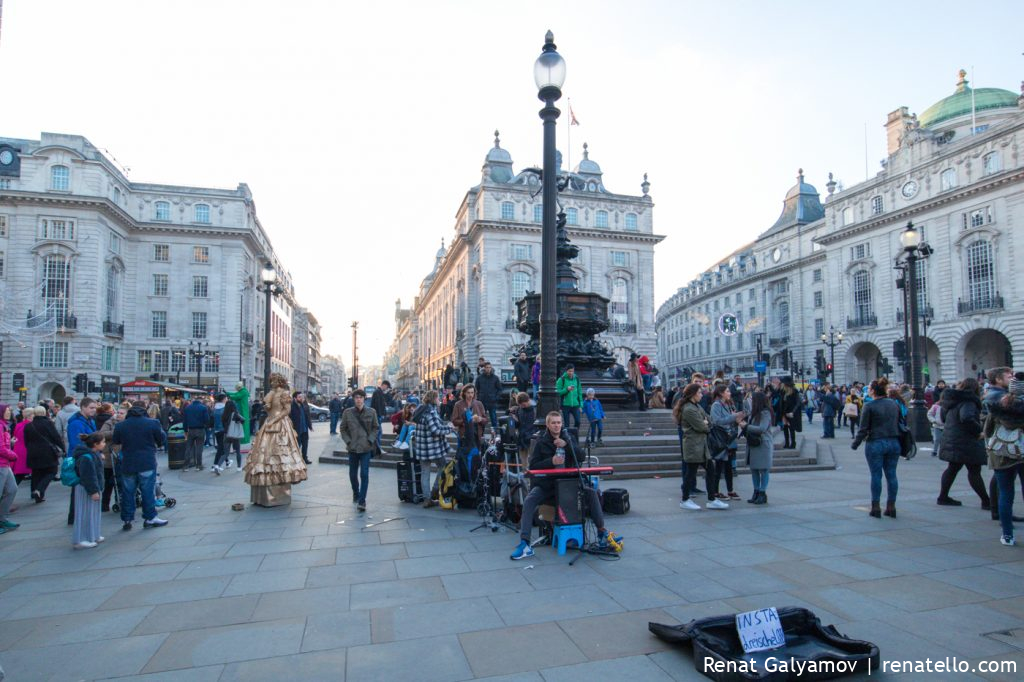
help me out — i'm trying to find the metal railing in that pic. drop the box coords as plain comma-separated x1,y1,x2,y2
768,335,790,346
606,321,637,334
847,313,877,329
103,320,124,337
958,294,1003,315
896,306,934,323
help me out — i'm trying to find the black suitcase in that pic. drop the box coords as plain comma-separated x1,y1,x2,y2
397,459,423,503
602,488,630,514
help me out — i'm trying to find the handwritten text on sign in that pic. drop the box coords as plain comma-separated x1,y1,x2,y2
736,607,786,653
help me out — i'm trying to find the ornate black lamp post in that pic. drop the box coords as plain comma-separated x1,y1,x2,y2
258,263,282,395
899,221,933,441
534,31,566,418
820,325,843,383
189,341,216,390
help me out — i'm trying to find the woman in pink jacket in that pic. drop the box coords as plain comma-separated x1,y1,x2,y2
0,403,20,534
12,413,31,483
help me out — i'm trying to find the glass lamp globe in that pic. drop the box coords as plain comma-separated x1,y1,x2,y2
260,263,276,284
534,31,566,91
837,332,844,342
900,222,922,251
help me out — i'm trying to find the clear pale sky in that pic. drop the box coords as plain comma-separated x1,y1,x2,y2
2,0,1021,366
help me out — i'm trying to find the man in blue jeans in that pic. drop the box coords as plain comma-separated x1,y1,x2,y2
112,401,169,531
339,389,379,512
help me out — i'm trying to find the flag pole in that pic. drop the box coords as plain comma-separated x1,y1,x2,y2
970,66,977,134
567,97,572,171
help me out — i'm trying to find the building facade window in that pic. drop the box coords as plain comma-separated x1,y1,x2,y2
510,244,532,261
850,242,871,260
983,152,1001,176
192,246,209,263
0,214,7,237
108,232,122,254
595,210,609,228
870,195,884,215
0,251,4,278
152,274,168,297
41,255,71,320
625,213,638,230
812,268,822,283
105,265,119,322
533,204,542,223
965,240,995,307
172,350,186,372
194,203,211,223
852,270,873,320
841,206,854,226
40,218,75,240
102,346,119,372
610,277,629,324
940,168,957,191
814,318,825,337
963,207,992,230
39,341,68,368
154,201,171,221
153,244,170,261
192,275,208,298
501,201,514,220
611,251,627,267
152,311,167,338
137,350,152,372
566,207,578,225
511,271,530,310
813,291,823,308
154,350,170,372
50,165,70,191
192,312,207,338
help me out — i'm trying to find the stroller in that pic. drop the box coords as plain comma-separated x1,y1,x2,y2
109,453,177,514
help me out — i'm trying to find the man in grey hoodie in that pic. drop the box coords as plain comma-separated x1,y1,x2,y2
56,396,80,450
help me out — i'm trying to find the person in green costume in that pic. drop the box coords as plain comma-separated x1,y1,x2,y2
227,383,251,444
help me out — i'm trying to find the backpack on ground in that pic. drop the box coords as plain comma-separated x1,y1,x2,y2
987,425,1024,459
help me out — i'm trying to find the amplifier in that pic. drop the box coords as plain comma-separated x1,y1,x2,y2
555,478,583,525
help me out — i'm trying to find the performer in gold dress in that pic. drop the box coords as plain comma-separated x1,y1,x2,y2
245,373,307,506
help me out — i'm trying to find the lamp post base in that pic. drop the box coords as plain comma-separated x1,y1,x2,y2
908,399,932,443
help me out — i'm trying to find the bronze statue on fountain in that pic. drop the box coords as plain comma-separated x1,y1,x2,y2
512,206,634,408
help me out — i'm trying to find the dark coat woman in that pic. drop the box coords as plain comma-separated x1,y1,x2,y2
24,410,64,502
937,380,990,507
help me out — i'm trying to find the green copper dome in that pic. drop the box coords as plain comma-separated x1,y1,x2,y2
918,70,1018,128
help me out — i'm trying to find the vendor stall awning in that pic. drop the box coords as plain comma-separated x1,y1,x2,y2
120,380,207,395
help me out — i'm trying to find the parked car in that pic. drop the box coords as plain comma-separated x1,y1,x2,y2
308,404,329,422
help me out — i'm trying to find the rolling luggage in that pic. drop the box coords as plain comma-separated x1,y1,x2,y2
397,458,423,503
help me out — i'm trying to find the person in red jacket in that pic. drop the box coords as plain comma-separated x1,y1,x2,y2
638,355,653,393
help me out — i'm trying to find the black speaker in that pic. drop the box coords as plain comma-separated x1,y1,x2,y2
555,478,583,525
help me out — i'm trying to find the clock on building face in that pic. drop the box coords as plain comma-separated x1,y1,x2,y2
771,248,782,263
901,180,918,199
718,313,738,336
0,149,13,166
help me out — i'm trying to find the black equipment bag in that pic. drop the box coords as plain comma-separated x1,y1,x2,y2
649,607,879,681
602,488,630,514
397,458,423,503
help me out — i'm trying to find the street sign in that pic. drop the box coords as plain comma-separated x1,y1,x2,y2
754,361,768,373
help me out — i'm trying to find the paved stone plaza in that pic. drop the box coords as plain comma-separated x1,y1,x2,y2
2,426,1024,681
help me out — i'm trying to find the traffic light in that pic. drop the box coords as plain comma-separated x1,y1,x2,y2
893,339,906,362
781,350,790,371
74,373,87,392
815,356,825,374
826,363,834,376
348,377,357,389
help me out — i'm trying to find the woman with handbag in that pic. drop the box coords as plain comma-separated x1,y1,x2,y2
937,378,991,509
23,406,65,503
744,390,774,504
851,378,903,518
222,397,245,470
677,383,725,511
709,384,745,500
844,389,863,438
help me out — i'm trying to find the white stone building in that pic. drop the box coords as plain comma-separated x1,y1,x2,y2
319,354,347,397
656,71,1024,386
404,132,664,389
0,132,314,403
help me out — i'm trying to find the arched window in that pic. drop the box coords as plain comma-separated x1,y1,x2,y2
50,165,70,191
624,213,638,230
775,301,790,339
533,204,542,223
852,270,873,321
966,240,995,308
610,277,629,323
940,168,957,191
42,254,71,321
841,206,854,226
566,207,578,225
155,201,170,221
596,210,609,228
870,196,884,215
105,265,119,322
511,271,530,312
500,201,514,220
194,203,211,224
983,152,1002,176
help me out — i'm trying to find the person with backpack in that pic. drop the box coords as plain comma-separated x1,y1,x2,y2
937,378,991,509
984,374,1024,545
65,398,98,526
23,406,63,503
411,391,455,508
70,432,106,549
0,404,19,535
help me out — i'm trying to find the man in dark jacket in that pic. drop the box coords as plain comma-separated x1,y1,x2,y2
370,381,391,450
474,362,503,429
339,390,379,511
182,397,211,471
290,391,314,464
159,399,179,431
112,402,168,530
511,411,618,560
513,352,532,395
328,393,343,435
820,385,842,439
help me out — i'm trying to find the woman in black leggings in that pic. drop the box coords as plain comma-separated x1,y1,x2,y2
936,378,991,508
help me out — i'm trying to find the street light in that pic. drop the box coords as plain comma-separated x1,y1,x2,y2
258,262,281,395
535,30,565,419
820,325,843,383
899,221,933,442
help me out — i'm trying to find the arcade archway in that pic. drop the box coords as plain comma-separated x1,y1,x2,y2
37,381,67,404
958,328,1013,381
846,341,881,385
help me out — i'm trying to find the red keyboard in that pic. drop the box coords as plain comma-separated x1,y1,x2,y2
526,466,613,479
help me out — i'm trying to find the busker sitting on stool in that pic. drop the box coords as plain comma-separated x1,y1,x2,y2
511,412,620,560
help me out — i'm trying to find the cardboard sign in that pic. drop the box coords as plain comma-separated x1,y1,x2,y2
735,607,786,653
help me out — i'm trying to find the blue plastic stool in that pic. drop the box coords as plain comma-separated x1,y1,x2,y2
552,524,584,555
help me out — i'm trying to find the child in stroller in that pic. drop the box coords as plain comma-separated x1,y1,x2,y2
109,453,176,514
